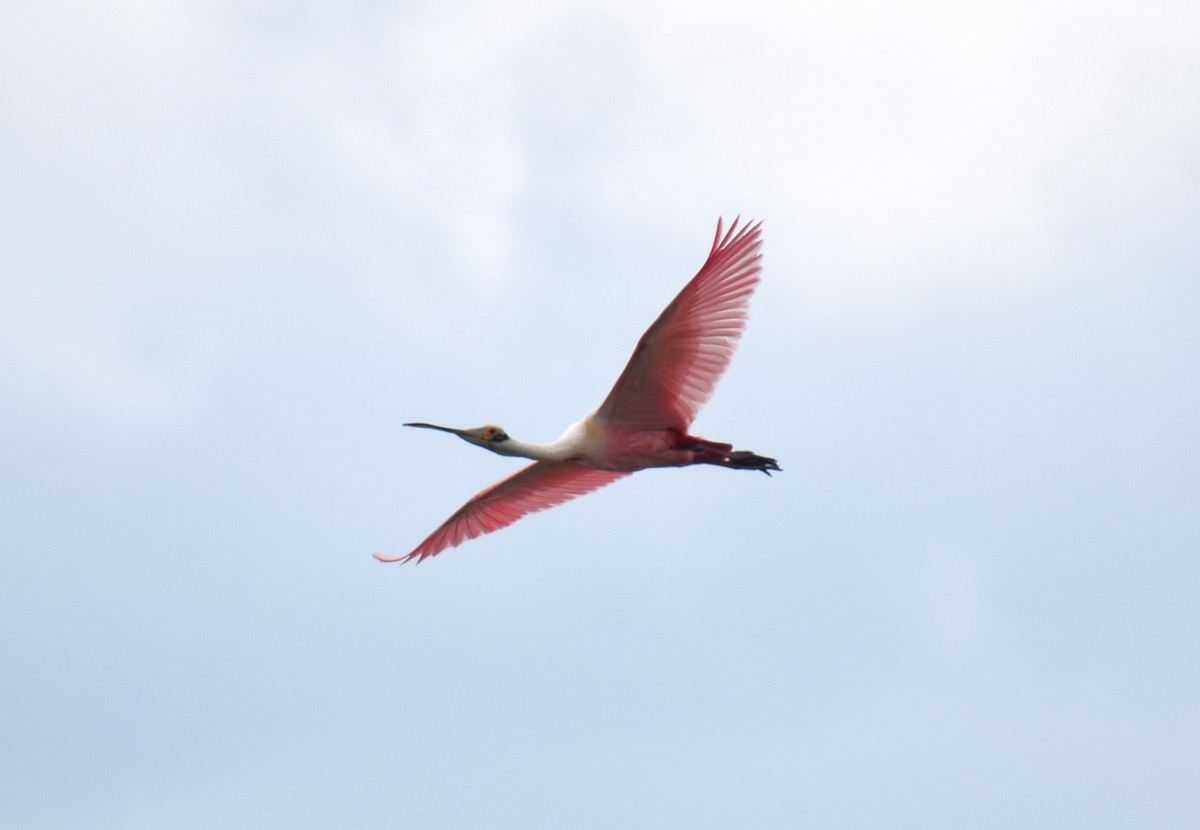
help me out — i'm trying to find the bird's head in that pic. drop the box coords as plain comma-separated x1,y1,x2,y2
405,422,512,455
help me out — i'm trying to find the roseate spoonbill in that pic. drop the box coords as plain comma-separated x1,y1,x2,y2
375,218,778,564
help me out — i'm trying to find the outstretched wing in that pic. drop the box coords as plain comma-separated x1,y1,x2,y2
594,218,763,431
374,462,629,564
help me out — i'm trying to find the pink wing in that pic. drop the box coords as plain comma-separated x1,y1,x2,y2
594,218,763,431
374,462,629,564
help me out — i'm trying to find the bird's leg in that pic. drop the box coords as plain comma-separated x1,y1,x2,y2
681,434,781,476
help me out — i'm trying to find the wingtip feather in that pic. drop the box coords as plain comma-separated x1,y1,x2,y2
712,216,761,254
373,551,415,564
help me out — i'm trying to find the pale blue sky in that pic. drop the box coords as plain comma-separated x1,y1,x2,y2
2,1,1198,828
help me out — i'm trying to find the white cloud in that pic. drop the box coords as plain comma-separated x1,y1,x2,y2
1,0,1197,420
1,260,182,419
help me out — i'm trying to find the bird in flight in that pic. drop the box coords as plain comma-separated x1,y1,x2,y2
375,218,778,564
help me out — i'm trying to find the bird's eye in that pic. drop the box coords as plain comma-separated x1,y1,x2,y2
491,432,508,443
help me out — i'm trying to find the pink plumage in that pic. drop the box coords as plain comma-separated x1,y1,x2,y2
375,463,627,564
595,218,763,431
375,218,776,565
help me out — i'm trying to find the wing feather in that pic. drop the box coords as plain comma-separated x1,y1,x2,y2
375,462,629,564
594,218,763,431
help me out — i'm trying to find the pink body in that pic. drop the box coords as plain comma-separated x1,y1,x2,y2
591,425,732,472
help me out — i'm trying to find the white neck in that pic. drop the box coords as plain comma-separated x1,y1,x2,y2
489,418,594,463
491,436,577,462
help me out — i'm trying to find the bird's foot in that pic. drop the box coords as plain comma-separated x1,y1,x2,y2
718,450,781,476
